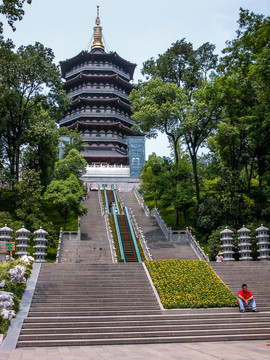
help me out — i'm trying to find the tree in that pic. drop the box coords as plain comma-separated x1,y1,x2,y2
0,42,70,185
22,111,59,187
45,174,87,230
135,40,219,201
217,8,270,190
59,127,85,158
0,0,32,33
130,78,220,202
142,39,218,98
139,153,171,207
159,159,195,226
130,78,188,164
53,149,87,181
15,167,44,229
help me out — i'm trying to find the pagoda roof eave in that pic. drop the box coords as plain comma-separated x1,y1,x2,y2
67,120,134,134
60,50,136,80
64,73,133,89
71,96,131,111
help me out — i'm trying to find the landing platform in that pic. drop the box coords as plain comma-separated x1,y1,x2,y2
81,165,139,191
1,340,269,359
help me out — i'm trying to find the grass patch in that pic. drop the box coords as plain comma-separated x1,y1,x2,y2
41,200,78,232
145,259,238,309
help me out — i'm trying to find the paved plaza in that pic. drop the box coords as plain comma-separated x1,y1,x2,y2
0,341,270,360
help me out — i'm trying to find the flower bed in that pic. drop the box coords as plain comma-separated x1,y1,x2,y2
145,259,238,309
0,258,33,337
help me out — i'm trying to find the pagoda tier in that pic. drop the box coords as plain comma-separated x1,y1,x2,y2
59,8,138,166
60,49,136,81
64,74,133,103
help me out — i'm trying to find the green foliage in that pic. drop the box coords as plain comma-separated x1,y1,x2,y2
45,174,87,230
58,128,85,158
15,167,44,228
139,153,171,206
23,113,59,187
0,41,70,184
145,260,237,309
130,78,188,163
0,0,32,33
54,149,87,180
142,39,218,94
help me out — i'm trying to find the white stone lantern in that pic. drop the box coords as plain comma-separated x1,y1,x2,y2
15,226,30,257
0,224,13,242
237,225,252,261
220,227,235,261
0,224,13,262
256,224,270,261
33,227,48,263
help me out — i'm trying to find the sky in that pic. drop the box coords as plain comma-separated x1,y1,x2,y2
1,0,269,159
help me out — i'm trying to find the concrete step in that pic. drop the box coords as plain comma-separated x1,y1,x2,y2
16,333,270,347
20,321,270,334
22,319,270,330
18,326,270,341
27,310,162,317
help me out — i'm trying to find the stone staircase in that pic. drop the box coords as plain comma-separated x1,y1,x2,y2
60,191,112,264
14,190,270,347
17,262,270,347
121,191,198,260
211,262,270,312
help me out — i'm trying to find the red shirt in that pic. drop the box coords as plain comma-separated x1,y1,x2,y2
239,290,253,300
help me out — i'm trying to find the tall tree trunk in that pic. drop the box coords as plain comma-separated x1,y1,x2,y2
184,210,187,227
174,205,179,226
16,147,20,183
173,139,179,164
190,153,200,203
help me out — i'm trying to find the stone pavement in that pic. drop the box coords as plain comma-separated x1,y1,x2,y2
0,341,269,360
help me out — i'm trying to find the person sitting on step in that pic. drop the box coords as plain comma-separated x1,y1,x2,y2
238,283,257,312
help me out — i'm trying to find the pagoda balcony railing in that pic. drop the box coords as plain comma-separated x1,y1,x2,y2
68,88,129,100
82,135,128,145
60,111,134,126
66,65,130,81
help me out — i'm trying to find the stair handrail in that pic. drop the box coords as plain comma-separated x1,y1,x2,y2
185,228,209,262
111,184,120,214
128,207,153,261
104,209,117,263
103,184,110,214
55,227,63,263
78,217,81,241
116,188,125,210
151,206,172,241
98,185,104,216
124,205,142,263
133,186,151,217
112,205,126,262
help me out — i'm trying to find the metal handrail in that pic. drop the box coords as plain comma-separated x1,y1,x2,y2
103,184,110,214
133,186,151,217
128,207,153,261
112,205,125,262
111,184,120,214
124,206,141,263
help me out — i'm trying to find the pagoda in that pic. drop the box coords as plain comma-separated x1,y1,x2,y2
59,6,144,177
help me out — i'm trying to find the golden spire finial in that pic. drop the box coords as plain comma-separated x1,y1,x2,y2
91,5,104,51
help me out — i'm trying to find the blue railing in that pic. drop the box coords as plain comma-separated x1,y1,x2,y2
111,184,120,214
124,206,141,263
112,205,126,262
103,184,110,214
